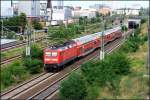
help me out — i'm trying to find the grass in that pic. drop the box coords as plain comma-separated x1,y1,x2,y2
1,47,24,60
119,45,148,98
1,60,30,91
97,22,149,99
1,59,44,92
0,21,117,92
97,43,148,99
2,21,102,61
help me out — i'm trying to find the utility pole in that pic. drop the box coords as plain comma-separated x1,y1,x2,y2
1,19,3,38
147,17,150,75
132,21,135,36
144,17,150,77
33,29,35,42
47,0,53,25
25,22,32,56
100,16,105,60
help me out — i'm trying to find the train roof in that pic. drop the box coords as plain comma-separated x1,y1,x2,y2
1,39,17,45
46,26,121,50
72,26,121,44
48,40,76,50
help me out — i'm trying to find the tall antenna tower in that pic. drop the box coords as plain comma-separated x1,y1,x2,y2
11,0,13,7
57,0,63,9
47,0,52,21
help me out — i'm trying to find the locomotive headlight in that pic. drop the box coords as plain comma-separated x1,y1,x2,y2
52,59,58,61
45,58,50,61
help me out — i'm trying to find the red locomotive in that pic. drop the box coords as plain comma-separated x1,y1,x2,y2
44,26,122,71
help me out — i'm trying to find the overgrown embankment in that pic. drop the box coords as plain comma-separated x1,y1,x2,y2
59,21,149,99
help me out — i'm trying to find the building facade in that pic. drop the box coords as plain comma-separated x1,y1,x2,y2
1,1,13,18
18,1,40,18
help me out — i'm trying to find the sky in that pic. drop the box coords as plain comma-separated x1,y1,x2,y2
1,0,149,9
53,1,149,9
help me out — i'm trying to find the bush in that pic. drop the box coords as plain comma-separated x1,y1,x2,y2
81,61,98,85
121,25,128,32
91,18,96,23
32,20,42,30
48,25,78,41
1,69,13,89
121,28,142,53
1,61,28,90
78,25,85,32
121,39,139,53
60,73,87,100
81,51,131,98
86,85,100,100
106,51,130,75
30,44,43,60
141,18,146,24
23,57,43,74
22,43,43,60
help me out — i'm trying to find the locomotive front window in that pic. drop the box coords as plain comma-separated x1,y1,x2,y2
45,52,51,56
45,52,57,57
51,52,57,57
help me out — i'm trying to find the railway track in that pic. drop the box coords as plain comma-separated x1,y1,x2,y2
1,30,133,99
44,37,125,100
1,34,125,99
0,54,22,65
0,72,55,99
1,45,46,66
0,29,132,66
1,37,45,52
41,30,133,100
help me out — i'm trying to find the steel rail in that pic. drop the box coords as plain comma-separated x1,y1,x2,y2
1,73,55,99
29,37,125,100
1,37,45,52
1,30,132,99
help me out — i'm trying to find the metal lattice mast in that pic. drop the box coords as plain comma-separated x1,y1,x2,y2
47,0,52,22
148,17,150,74
100,1,105,60
25,22,32,56
1,19,3,38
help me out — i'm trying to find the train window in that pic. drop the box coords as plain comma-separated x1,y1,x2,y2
45,52,51,56
94,41,97,44
52,52,57,57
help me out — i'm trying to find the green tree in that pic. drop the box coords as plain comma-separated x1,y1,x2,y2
91,18,96,23
106,51,130,76
141,18,146,24
32,20,42,30
5,31,16,39
96,12,100,17
79,17,84,25
121,25,128,32
0,16,20,32
22,43,43,60
23,57,43,74
60,73,87,100
19,13,27,34
30,43,43,60
81,51,130,98
48,25,77,42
